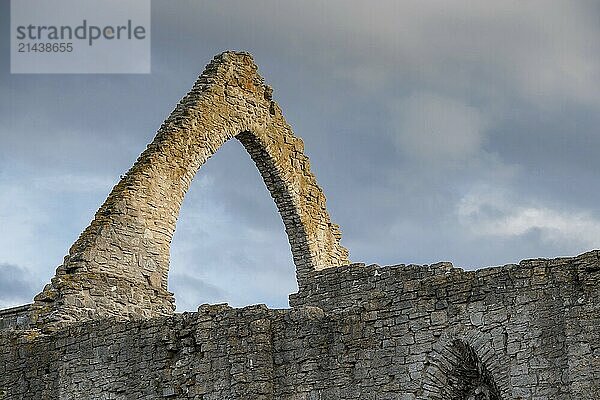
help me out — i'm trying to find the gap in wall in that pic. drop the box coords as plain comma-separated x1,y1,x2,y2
169,138,297,311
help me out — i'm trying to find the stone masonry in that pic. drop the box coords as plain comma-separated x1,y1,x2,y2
0,52,598,399
29,51,348,332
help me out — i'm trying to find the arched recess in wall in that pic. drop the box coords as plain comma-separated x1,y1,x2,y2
421,339,502,399
419,337,508,400
31,51,349,330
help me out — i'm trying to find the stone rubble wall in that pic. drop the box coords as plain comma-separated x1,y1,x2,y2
291,251,600,398
29,52,349,332
0,305,31,331
2,252,598,399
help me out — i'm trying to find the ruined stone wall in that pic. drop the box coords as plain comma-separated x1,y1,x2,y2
2,252,598,399
3,52,598,399
0,305,30,331
290,251,600,398
30,52,348,331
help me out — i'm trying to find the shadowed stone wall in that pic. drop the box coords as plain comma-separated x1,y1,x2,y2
1,252,598,399
29,52,348,331
290,251,600,398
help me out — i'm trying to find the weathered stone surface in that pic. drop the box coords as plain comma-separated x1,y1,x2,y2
1,252,599,398
29,51,349,331
1,52,598,399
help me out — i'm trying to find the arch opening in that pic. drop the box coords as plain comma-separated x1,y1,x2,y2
421,339,502,400
447,340,502,400
168,137,297,310
31,51,349,330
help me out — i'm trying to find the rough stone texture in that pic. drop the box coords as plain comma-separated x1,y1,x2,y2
1,252,599,399
2,52,599,399
30,51,349,331
289,252,600,399
0,305,30,330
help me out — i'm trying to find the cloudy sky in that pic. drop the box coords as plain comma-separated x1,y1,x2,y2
1,1,600,311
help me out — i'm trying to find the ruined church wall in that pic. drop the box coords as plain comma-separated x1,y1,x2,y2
31,52,349,331
4,51,598,399
1,252,599,399
291,251,600,398
0,305,30,331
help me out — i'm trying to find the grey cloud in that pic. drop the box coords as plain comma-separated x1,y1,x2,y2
169,273,227,311
153,1,600,105
0,263,37,308
390,92,487,165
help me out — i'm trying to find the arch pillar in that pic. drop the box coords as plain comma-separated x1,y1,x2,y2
31,52,349,331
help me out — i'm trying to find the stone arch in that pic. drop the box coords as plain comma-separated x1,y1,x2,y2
419,329,511,400
31,52,349,331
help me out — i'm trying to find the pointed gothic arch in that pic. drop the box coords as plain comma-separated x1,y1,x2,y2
31,52,349,330
419,329,510,400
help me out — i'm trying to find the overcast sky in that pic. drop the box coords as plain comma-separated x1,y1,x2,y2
1,1,600,311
